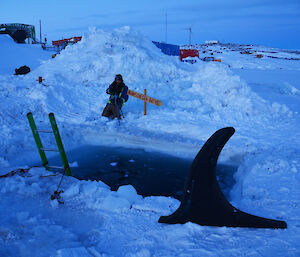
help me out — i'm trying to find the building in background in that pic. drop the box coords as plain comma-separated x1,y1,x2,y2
0,23,36,43
51,36,82,52
152,41,180,56
205,40,219,45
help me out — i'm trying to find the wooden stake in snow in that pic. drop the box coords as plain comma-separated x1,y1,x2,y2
127,89,162,116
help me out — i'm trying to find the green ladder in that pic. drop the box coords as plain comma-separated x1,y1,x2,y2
27,112,72,176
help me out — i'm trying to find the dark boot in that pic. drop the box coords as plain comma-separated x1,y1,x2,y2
111,104,121,119
102,104,121,119
102,104,113,117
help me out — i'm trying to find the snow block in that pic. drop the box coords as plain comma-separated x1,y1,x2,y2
159,127,287,229
116,185,142,204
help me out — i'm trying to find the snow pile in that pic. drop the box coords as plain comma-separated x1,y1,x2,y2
38,26,186,83
0,167,178,215
172,63,292,125
26,27,292,129
0,167,181,256
0,26,296,168
232,147,300,218
0,34,53,76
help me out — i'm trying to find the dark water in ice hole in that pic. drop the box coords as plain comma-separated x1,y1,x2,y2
48,145,237,200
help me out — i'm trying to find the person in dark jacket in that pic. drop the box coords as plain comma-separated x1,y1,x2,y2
102,74,128,119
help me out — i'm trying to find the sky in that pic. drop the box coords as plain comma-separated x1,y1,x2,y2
1,0,300,49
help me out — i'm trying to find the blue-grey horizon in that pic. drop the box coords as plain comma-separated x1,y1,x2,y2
1,0,299,49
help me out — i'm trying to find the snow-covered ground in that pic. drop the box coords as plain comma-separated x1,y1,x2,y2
0,27,299,256
0,35,54,76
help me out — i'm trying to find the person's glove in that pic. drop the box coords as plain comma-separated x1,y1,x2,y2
106,86,117,95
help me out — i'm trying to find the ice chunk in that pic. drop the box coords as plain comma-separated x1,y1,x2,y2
116,185,142,203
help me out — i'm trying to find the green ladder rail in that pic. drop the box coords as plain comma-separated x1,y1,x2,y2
27,112,72,176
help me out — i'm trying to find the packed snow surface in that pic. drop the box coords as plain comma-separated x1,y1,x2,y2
0,27,299,256
0,35,53,76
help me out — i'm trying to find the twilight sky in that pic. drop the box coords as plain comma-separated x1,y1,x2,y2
1,0,300,49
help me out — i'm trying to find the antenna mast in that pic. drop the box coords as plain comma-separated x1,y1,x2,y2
39,20,42,43
165,12,168,43
188,27,192,45
184,26,192,46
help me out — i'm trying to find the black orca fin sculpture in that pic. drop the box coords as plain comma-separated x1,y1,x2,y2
159,127,287,229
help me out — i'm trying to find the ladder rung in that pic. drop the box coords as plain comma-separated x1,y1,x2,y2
35,130,52,133
47,166,64,170
42,148,59,152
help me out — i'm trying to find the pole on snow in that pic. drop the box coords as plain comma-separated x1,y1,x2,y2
27,112,48,167
144,89,147,115
127,89,162,116
48,113,72,176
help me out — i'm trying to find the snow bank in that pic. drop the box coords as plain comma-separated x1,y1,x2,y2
36,29,293,128
0,166,179,221
172,63,292,125
231,147,300,223
32,27,291,126
38,26,186,83
0,166,298,256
